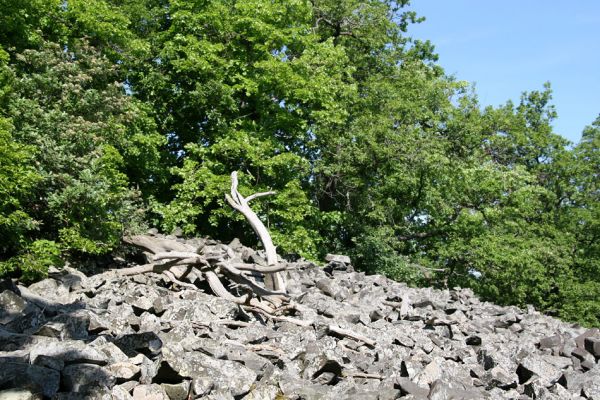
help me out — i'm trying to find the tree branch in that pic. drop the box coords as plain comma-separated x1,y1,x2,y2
246,191,276,203
225,171,286,292
328,324,376,348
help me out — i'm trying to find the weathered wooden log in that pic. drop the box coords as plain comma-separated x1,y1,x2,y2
123,235,196,254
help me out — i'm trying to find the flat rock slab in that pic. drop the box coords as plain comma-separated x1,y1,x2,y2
132,384,169,400
29,340,107,365
0,389,38,400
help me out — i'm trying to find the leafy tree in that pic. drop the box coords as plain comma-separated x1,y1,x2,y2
132,0,358,257
558,116,600,325
0,47,47,279
1,41,164,277
0,117,39,259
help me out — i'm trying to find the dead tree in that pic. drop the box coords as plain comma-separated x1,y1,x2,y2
225,171,286,292
113,171,296,321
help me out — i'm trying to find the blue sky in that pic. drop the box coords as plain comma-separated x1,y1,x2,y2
407,1,600,144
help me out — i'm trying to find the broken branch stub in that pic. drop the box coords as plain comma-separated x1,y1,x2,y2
225,171,286,293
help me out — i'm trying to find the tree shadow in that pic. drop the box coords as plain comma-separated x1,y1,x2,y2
0,276,117,399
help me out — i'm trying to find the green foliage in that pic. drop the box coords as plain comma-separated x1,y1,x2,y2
0,39,164,277
351,226,425,285
0,117,40,255
0,48,41,258
0,240,63,282
6,41,164,257
0,0,598,327
155,141,320,258
140,0,358,258
0,0,62,51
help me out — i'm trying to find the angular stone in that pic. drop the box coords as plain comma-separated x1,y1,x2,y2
91,337,129,363
129,353,146,365
558,369,586,392
107,362,141,380
0,291,29,324
204,389,235,400
493,312,519,328
571,347,594,363
393,334,415,348
0,291,43,333
584,337,600,358
132,384,169,400
539,335,562,349
394,377,429,397
0,388,37,400
163,345,256,397
542,354,572,370
113,332,163,358
582,375,600,399
278,376,330,399
523,380,553,399
126,289,158,313
192,376,214,397
376,388,402,400
140,354,160,384
300,351,344,381
315,278,335,297
325,254,351,264
87,313,111,334
152,295,173,316
27,278,69,302
414,358,443,386
0,349,29,364
549,381,570,396
32,354,65,371
34,309,90,340
217,344,271,375
484,366,518,390
160,298,225,324
118,381,139,393
581,359,595,371
0,329,33,352
517,355,563,386
29,340,107,365
33,321,66,338
112,385,134,400
138,312,162,332
160,382,190,400
575,328,599,349
241,384,280,400
428,379,489,400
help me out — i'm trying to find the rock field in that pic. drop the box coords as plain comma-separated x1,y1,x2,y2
1,234,599,399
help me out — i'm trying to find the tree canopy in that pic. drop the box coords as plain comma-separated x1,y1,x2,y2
1,0,598,326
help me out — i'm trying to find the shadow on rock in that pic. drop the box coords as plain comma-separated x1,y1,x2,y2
0,270,116,399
